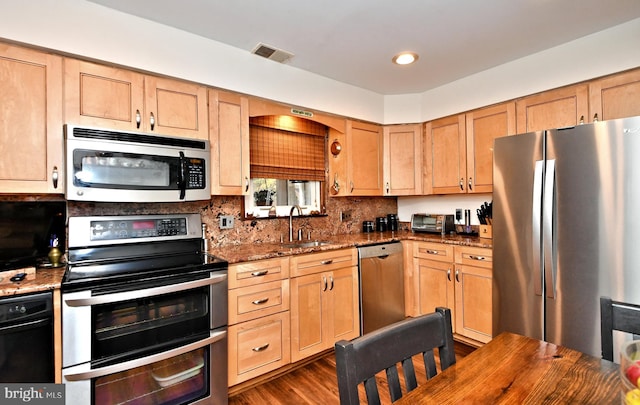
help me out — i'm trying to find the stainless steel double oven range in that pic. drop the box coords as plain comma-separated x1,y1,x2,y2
61,213,228,405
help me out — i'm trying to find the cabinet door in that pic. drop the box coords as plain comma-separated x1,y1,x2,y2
516,84,588,133
465,102,516,193
346,120,383,195
589,68,640,121
209,90,250,195
383,124,422,195
227,312,290,386
64,58,144,131
144,76,208,140
423,114,466,194
0,44,63,193
415,258,455,327
290,272,326,362
454,264,493,343
327,266,360,344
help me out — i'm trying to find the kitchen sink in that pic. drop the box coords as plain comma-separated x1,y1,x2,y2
281,240,331,249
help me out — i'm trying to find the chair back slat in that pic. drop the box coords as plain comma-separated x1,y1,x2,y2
335,307,456,404
600,296,640,361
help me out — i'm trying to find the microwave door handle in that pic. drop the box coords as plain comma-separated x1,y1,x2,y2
178,151,186,200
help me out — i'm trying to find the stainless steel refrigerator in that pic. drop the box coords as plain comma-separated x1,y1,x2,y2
493,115,640,358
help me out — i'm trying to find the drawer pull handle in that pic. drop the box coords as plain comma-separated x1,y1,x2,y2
252,298,269,305
447,269,452,281
321,260,333,265
251,270,269,277
329,276,334,291
469,255,486,261
252,343,270,352
426,250,439,255
323,276,328,291
455,269,460,283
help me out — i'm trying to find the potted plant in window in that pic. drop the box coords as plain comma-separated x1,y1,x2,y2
253,189,274,206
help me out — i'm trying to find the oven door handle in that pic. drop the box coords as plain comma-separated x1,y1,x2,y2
64,273,227,307
63,329,226,381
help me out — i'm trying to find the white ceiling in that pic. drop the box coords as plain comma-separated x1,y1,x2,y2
87,0,640,95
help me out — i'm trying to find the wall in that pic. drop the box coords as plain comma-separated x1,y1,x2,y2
0,1,638,125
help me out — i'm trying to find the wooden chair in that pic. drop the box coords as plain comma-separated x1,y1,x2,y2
600,296,640,361
334,307,456,405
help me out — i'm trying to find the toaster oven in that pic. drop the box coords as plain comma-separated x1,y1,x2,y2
411,214,455,234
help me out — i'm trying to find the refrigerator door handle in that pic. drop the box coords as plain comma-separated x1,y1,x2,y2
543,159,557,299
532,160,544,296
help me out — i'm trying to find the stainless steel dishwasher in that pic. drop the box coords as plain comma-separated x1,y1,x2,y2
357,242,405,334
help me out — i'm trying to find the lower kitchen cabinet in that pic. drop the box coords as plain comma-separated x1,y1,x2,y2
228,312,290,386
407,241,493,345
227,257,290,386
289,248,360,362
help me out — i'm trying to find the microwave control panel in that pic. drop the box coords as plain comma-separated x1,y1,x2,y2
186,158,206,189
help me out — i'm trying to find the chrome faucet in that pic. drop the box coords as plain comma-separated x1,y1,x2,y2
289,205,302,242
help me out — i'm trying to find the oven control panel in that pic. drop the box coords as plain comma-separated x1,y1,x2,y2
89,218,187,240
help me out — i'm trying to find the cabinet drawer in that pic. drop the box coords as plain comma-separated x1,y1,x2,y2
413,242,454,262
228,279,290,325
290,248,357,277
454,246,492,269
228,312,291,386
228,257,289,289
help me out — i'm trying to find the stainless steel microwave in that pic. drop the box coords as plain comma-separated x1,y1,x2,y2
65,125,211,202
411,213,455,233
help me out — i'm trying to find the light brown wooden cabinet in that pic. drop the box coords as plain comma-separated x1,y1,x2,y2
64,58,208,140
227,257,291,386
407,241,493,345
344,120,383,195
424,102,514,195
289,248,359,362
464,103,516,193
383,123,422,195
516,83,589,133
0,43,63,193
209,90,250,195
589,68,640,122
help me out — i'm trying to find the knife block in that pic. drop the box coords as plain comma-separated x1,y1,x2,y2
479,225,492,239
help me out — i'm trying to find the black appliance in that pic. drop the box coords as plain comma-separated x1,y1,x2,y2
0,291,54,382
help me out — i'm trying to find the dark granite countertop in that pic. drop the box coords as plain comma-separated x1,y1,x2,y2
208,230,492,264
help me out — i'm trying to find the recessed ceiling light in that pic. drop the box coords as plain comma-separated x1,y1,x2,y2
392,52,419,65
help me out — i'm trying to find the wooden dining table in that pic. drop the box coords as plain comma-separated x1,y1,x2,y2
395,332,622,404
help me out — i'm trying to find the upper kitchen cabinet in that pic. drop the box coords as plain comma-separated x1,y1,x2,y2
465,103,516,193
64,59,208,140
423,114,466,194
589,68,640,122
0,44,63,193
209,90,250,195
516,83,588,133
383,124,422,195
344,120,383,196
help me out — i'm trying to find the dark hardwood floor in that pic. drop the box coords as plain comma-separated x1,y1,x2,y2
228,342,476,405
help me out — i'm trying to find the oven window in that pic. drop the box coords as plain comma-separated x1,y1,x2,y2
94,347,209,405
93,287,210,364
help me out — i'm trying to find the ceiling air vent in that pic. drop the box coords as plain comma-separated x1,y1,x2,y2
251,43,294,63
